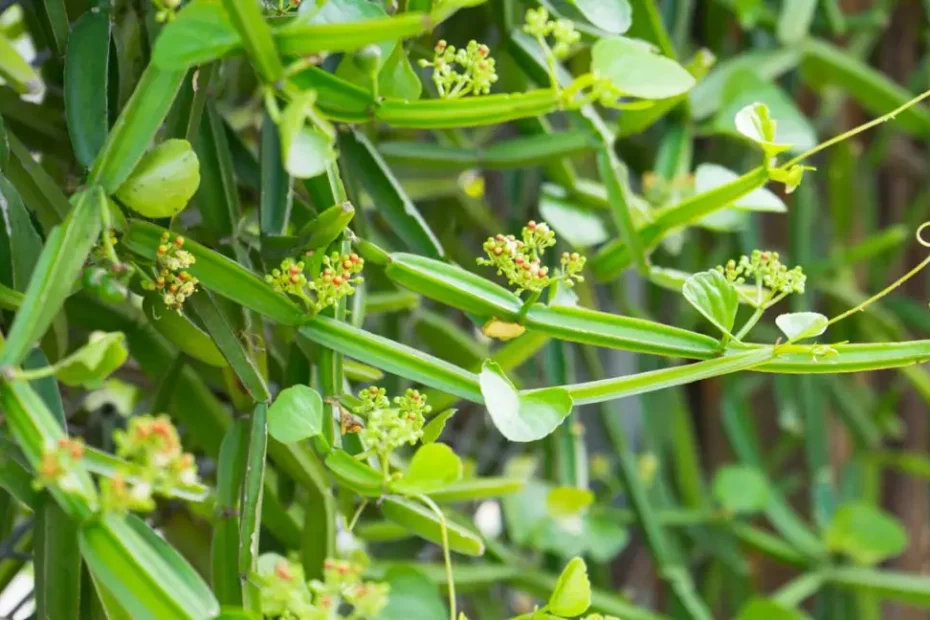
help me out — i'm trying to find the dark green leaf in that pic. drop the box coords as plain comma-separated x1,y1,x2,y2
65,7,111,169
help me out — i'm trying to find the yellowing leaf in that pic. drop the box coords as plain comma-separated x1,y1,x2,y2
481,318,526,341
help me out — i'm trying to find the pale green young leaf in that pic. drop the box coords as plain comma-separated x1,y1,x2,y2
547,486,594,517
775,312,828,342
479,360,573,442
267,385,324,443
114,139,201,218
391,443,463,495
421,409,457,444
825,502,909,565
591,37,695,99
379,44,422,100
548,557,592,617
54,332,129,388
738,598,809,620
734,102,793,157
713,465,770,514
571,0,632,34
279,94,336,179
682,270,739,336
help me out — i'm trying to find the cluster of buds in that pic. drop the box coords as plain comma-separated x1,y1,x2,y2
312,557,389,618
35,437,85,491
258,553,389,619
152,0,180,22
523,7,581,59
717,250,806,299
141,232,198,312
266,252,364,315
102,415,200,514
418,39,498,99
357,387,432,457
477,221,585,294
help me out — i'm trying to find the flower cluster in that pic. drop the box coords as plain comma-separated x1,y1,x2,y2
357,387,432,457
266,252,364,315
258,553,389,619
35,437,86,491
477,221,585,294
141,232,198,312
102,415,200,513
152,0,180,22
523,7,581,59
418,39,498,99
717,250,806,297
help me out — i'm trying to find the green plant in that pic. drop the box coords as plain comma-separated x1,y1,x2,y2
1,0,930,618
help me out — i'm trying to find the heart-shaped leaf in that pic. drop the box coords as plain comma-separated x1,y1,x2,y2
734,102,793,157
591,37,695,100
548,557,591,617
682,270,739,336
267,385,323,443
825,502,908,565
279,94,336,179
391,443,463,495
712,465,770,514
571,0,632,34
421,409,456,444
114,140,200,218
55,332,128,387
479,360,573,442
775,312,828,342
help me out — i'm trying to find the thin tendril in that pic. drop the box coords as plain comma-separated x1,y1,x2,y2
346,499,367,533
416,494,456,620
783,87,930,168
825,222,930,327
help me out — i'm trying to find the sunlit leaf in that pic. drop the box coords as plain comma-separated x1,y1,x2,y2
775,312,828,342
548,557,591,617
391,443,463,495
826,502,909,565
55,332,128,387
479,360,573,442
267,385,324,443
682,270,739,336
114,140,200,218
734,102,793,157
592,37,696,99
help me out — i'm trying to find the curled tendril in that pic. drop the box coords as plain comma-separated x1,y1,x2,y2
916,221,930,248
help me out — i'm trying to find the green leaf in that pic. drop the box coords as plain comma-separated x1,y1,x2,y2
381,495,485,556
777,0,817,44
279,95,337,179
591,37,695,99
114,139,200,218
682,270,739,336
195,103,242,243
775,312,828,342
267,385,324,443
738,598,808,620
421,408,457,443
548,557,591,617
238,404,268,611
90,65,186,192
276,7,431,56
479,360,573,442
259,112,293,237
825,502,909,565
734,102,793,157
539,191,609,248
548,486,594,517
694,163,786,213
378,566,448,620
715,70,816,154
54,332,128,388
712,465,770,514
153,1,241,70
375,90,560,128
379,44,422,100
391,443,463,495
142,294,228,368
65,7,111,169
571,0,632,33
